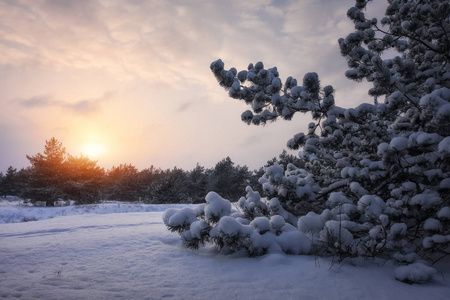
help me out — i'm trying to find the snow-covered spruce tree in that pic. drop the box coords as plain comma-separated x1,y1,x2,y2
163,0,449,282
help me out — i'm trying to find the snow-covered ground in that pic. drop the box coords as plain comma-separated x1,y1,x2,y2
1,199,449,299
0,197,191,224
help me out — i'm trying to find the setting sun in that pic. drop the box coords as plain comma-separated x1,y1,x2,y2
81,143,106,159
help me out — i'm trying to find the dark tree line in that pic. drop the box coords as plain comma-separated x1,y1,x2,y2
0,138,299,206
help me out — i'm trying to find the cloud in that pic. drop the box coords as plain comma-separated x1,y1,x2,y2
63,91,113,114
0,0,392,173
0,0,369,110
0,0,338,88
15,91,113,115
0,0,226,84
17,95,54,108
240,133,264,148
176,102,193,113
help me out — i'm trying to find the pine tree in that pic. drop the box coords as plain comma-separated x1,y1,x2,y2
61,154,105,204
24,138,68,206
164,0,449,282
0,172,5,197
22,138,105,204
185,163,210,203
209,157,252,200
0,167,19,197
146,167,189,204
105,164,141,201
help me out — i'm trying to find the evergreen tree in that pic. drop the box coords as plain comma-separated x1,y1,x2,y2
0,167,20,197
24,138,67,206
164,0,449,282
105,164,141,201
209,157,251,200
208,157,235,199
250,150,308,207
138,165,163,201
276,149,305,169
146,167,189,204
185,163,210,203
61,154,105,204
0,172,4,197
22,138,105,204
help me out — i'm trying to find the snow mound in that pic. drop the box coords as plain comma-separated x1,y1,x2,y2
394,262,436,284
276,231,311,254
163,207,197,231
205,192,232,222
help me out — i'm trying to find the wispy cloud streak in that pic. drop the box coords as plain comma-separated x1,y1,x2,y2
15,92,113,115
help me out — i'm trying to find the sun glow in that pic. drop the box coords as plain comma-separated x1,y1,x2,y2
81,142,106,159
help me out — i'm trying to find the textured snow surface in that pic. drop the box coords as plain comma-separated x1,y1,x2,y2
0,198,191,224
1,201,449,299
395,262,437,284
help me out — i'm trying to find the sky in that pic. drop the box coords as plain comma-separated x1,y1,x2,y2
0,0,389,173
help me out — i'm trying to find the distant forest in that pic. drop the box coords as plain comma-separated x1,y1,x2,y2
0,138,303,206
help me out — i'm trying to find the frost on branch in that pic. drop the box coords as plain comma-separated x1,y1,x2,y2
164,0,449,282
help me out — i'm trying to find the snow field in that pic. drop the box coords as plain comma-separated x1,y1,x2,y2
0,203,449,299
0,198,191,224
